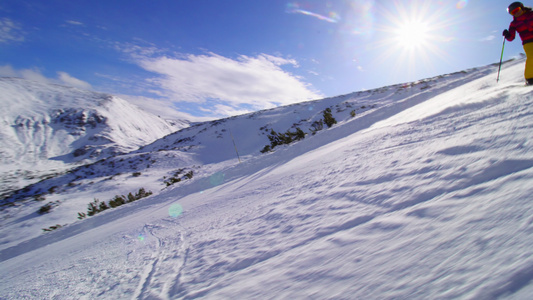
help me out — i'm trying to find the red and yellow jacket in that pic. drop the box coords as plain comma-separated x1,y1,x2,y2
507,8,533,45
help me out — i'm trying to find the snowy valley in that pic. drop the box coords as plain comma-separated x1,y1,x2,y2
2,58,533,299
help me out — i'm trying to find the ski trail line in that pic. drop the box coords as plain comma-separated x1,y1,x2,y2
131,221,189,299
132,224,162,300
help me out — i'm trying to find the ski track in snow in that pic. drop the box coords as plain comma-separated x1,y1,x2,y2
131,222,189,300
2,60,533,299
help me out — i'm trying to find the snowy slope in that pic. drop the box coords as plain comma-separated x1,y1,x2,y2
2,59,533,299
0,61,496,249
0,78,188,196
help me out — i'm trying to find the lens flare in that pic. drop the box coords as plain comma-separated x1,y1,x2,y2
209,172,225,187
286,2,341,23
456,0,467,9
137,234,145,242
169,203,183,218
340,0,375,36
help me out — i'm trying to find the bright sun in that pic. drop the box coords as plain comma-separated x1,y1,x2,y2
372,0,455,80
394,21,430,50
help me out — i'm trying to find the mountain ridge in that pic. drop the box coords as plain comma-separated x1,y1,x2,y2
0,77,189,195
2,58,533,299
0,59,517,246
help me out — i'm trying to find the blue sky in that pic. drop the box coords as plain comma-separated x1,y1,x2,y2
0,0,527,120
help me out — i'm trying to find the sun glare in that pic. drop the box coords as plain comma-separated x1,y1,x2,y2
395,20,430,50
372,1,456,80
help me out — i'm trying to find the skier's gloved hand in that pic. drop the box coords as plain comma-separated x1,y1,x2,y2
503,29,511,39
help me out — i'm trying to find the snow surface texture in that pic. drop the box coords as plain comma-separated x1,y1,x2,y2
0,78,188,196
2,59,533,299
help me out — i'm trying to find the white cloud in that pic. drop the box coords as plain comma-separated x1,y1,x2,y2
114,41,163,59
0,17,24,43
133,52,323,110
66,20,84,26
0,65,92,89
0,66,51,84
57,71,92,89
18,69,50,83
118,94,210,122
480,35,495,42
0,65,17,77
202,104,254,118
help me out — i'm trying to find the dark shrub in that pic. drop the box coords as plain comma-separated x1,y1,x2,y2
38,202,55,214
323,108,337,128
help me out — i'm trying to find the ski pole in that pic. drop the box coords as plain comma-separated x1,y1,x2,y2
497,36,506,82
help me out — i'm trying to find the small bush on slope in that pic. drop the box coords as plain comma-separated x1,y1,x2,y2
38,201,60,214
261,127,306,153
261,107,338,153
75,188,153,221
164,169,194,187
323,108,337,128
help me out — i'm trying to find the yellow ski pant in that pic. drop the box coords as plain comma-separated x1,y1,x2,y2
524,43,533,80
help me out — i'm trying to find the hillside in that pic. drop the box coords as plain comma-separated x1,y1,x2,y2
0,77,189,196
1,58,533,299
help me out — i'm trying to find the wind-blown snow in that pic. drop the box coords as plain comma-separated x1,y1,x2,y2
1,59,533,299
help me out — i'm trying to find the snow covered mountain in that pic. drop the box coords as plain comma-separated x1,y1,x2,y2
0,77,189,196
2,58,533,299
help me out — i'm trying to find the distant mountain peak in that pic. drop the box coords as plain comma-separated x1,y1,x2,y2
0,77,189,194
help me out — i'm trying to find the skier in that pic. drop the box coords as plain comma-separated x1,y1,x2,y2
503,2,533,85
